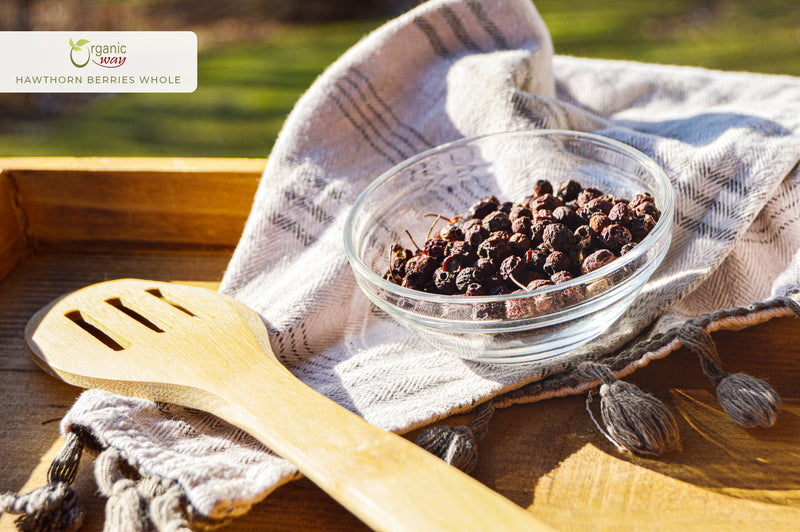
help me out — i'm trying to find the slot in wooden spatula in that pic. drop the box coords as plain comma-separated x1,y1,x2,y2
25,279,550,531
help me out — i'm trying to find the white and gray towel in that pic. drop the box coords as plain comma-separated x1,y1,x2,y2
54,0,800,523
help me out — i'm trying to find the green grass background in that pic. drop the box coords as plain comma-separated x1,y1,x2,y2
1,0,799,157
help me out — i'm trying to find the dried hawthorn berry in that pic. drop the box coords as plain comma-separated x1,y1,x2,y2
532,209,556,225
505,294,538,319
589,212,611,235
484,273,506,290
468,199,497,219
405,254,437,275
527,278,554,291
550,271,574,284
552,205,577,229
465,282,485,296
608,202,635,224
577,188,602,206
533,179,553,197
473,257,496,277
434,268,458,294
499,255,526,283
445,241,475,263
576,238,597,263
389,244,413,278
586,196,614,215
509,233,531,255
533,291,564,314
574,225,593,241
464,224,489,247
556,180,583,202
629,213,656,241
531,193,563,211
440,253,466,273
477,234,512,261
529,221,547,246
482,211,512,233
456,267,484,292
489,284,512,296
635,201,661,220
581,248,616,274
498,201,513,214
511,215,533,238
402,270,429,290
629,192,655,210
460,218,482,232
424,237,447,259
543,251,571,276
542,223,576,253
509,204,533,221
524,248,548,272
439,224,464,242
575,206,594,226
601,223,632,251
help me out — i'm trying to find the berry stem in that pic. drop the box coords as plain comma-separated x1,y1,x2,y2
405,229,422,252
424,214,444,242
508,272,529,291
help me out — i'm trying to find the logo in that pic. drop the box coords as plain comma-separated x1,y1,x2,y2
69,37,127,69
68,38,90,68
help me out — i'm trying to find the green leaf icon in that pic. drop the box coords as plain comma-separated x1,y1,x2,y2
69,38,89,51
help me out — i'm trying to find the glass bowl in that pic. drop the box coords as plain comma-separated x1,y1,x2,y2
343,130,673,364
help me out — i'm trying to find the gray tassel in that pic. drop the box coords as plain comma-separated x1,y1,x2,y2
414,401,495,473
578,362,681,456
679,323,781,428
47,430,85,485
94,448,150,532
1,482,83,532
94,446,198,532
0,428,86,532
149,484,192,532
716,373,781,428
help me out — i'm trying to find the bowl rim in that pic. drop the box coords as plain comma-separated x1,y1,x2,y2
343,129,674,307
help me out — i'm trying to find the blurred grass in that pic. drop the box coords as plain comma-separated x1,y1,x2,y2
539,0,800,74
1,0,799,158
0,19,383,157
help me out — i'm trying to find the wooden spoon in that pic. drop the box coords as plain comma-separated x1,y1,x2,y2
25,279,550,531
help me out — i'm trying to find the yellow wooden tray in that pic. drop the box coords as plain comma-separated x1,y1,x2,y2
1,158,798,531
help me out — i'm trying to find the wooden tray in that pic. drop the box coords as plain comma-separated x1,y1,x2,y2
1,158,799,531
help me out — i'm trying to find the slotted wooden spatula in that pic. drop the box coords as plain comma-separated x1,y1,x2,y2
26,279,550,531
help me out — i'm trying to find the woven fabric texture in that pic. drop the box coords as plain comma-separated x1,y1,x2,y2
60,0,800,521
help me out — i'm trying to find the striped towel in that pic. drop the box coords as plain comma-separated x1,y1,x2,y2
51,0,800,526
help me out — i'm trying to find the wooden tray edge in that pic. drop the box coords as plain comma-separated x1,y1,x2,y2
0,157,265,284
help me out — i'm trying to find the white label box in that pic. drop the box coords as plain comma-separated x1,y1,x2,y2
0,31,197,93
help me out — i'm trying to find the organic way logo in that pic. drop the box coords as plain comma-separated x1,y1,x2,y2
69,38,90,68
69,37,127,68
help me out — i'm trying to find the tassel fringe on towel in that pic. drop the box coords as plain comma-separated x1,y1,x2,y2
4,293,796,530
0,427,203,532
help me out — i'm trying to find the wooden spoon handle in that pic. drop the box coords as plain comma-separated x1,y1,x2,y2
213,369,551,532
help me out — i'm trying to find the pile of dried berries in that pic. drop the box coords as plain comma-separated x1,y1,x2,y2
385,179,660,298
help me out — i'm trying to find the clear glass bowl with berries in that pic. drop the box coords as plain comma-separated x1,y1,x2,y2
344,130,674,364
